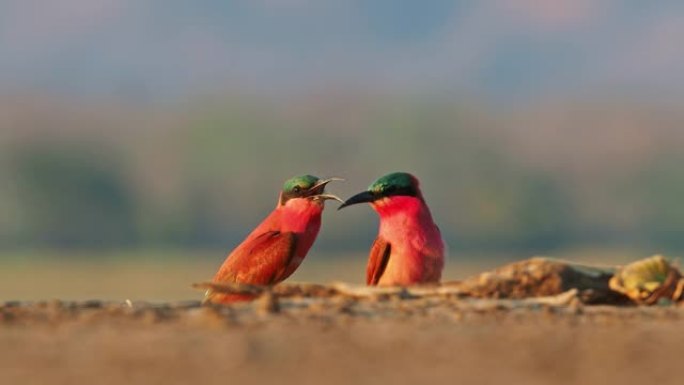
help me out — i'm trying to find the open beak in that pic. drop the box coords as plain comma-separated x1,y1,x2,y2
309,177,344,192
309,177,344,203
337,190,376,210
312,193,344,203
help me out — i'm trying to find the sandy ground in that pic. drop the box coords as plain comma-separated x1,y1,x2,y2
2,295,684,385
3,252,680,385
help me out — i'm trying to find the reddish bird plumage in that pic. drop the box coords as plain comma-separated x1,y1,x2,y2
339,172,445,286
205,175,341,303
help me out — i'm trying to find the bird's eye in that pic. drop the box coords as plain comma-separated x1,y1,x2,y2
292,185,302,193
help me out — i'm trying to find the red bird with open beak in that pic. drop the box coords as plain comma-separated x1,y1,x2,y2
205,175,342,303
338,172,445,286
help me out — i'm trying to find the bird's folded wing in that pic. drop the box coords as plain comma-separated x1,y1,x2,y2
216,231,298,285
367,237,391,285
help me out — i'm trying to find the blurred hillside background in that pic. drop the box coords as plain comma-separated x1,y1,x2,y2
2,2,684,298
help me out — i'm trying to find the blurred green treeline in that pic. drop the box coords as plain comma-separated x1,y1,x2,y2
1,94,683,254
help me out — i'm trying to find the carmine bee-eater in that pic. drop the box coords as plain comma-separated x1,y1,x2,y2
205,175,342,303
338,172,445,286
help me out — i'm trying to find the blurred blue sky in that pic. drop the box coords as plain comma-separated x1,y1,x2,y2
1,1,683,102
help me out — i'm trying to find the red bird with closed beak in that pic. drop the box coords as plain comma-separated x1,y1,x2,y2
338,172,445,286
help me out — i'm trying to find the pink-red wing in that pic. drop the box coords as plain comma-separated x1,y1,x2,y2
215,231,298,285
366,237,391,285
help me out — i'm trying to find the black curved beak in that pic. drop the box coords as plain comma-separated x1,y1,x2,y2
338,190,377,210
